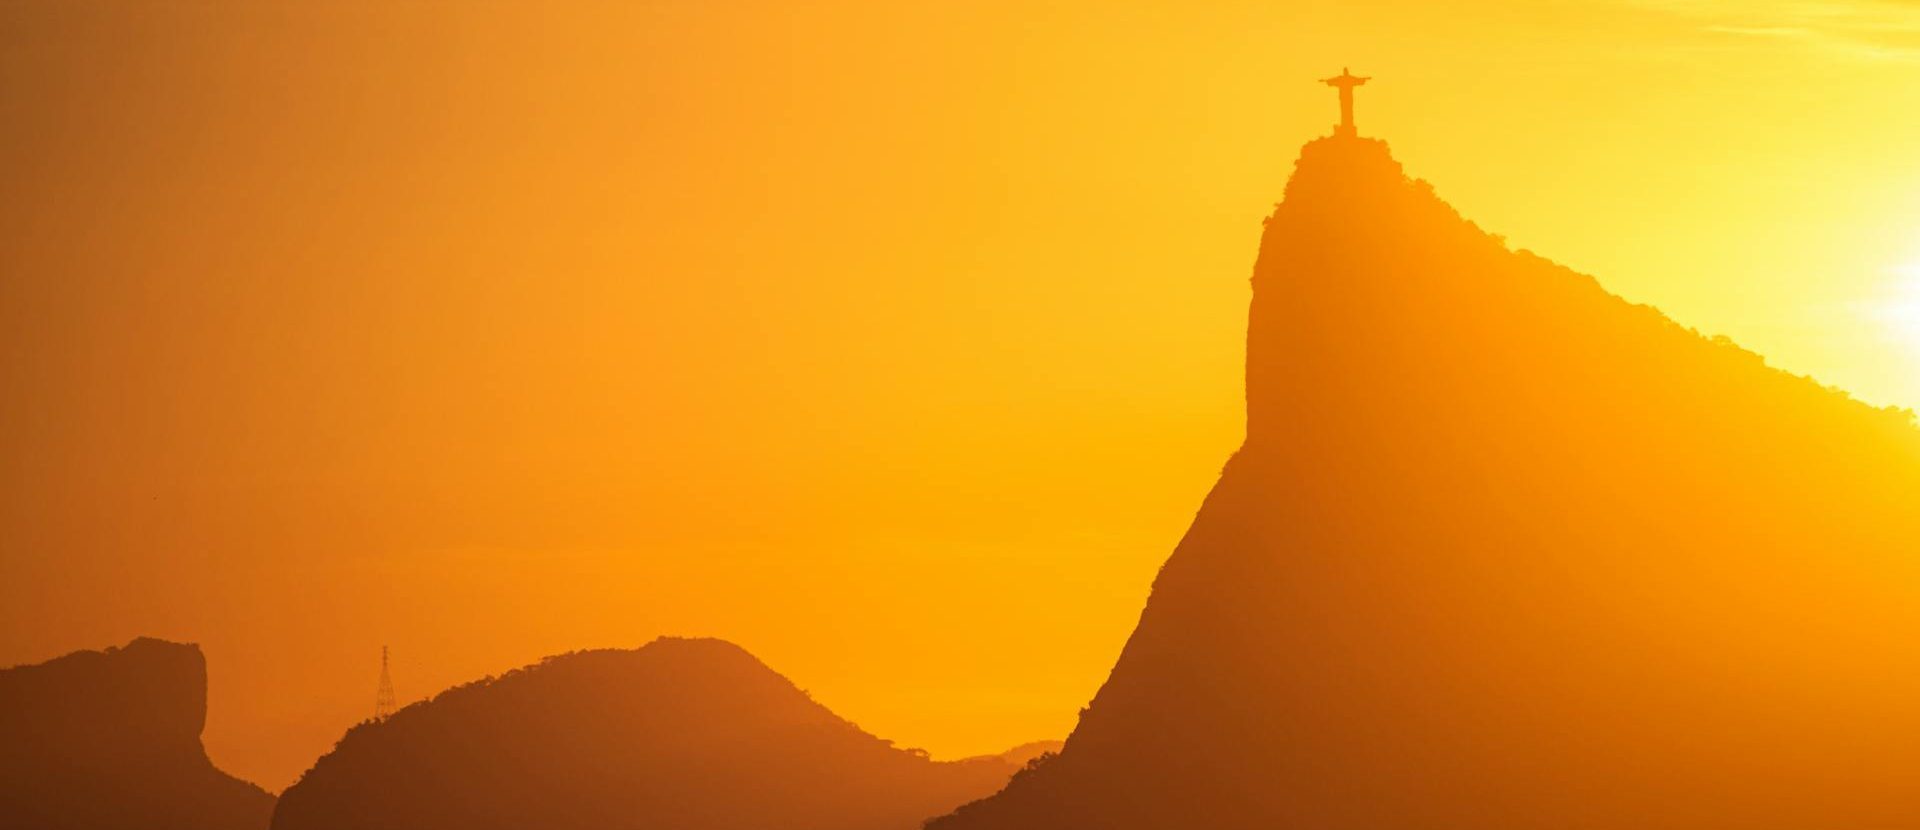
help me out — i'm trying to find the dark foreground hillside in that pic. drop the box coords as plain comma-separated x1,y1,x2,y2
932,135,1920,829
273,637,1029,830
0,637,275,830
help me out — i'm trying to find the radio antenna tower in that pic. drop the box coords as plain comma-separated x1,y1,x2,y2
373,645,397,721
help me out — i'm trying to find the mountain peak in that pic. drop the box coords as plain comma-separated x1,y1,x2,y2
3,636,211,751
1287,135,1402,189
273,637,1034,830
0,638,273,830
931,135,1920,829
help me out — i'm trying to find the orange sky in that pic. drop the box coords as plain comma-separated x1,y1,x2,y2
4,0,1919,791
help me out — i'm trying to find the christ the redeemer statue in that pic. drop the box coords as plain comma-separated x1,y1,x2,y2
1321,67,1370,138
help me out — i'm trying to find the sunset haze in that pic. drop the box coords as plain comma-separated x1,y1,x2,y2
5,0,1920,791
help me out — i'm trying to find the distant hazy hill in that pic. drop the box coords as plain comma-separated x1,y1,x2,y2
932,136,1920,829
272,637,1031,830
0,637,275,830
981,740,1062,769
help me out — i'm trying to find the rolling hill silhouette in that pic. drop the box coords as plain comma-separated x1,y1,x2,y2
988,740,1064,769
930,135,1920,829
0,637,275,830
271,637,1036,830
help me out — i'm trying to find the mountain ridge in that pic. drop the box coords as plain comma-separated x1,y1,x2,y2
931,134,1920,830
273,636,1040,830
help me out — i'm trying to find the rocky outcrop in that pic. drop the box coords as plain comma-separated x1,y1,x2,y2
0,637,275,830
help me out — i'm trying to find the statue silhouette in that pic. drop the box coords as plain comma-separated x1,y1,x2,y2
1320,68,1370,137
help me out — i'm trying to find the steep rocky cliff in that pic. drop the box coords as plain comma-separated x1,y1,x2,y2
0,637,274,830
932,135,1920,829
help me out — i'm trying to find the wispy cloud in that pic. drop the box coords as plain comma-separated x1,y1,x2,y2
1632,0,1920,60
1701,25,1815,38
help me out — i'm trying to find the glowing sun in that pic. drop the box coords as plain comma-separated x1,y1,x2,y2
1884,262,1920,351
